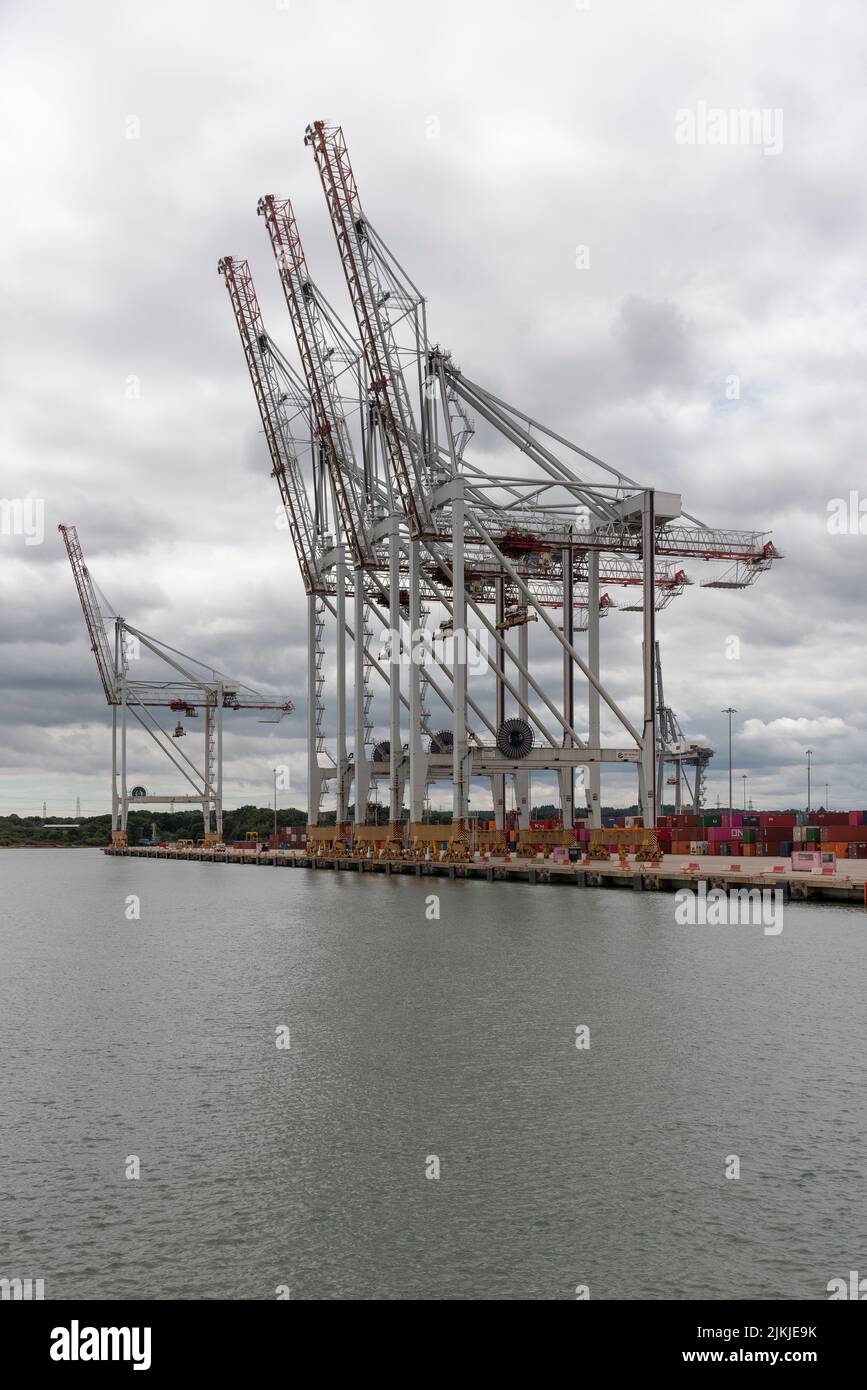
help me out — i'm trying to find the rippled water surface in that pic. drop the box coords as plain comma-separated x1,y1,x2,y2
1,849,865,1300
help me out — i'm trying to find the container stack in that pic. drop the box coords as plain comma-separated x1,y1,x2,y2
656,810,867,858
813,810,867,858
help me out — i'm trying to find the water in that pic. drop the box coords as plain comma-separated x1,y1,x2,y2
1,848,865,1300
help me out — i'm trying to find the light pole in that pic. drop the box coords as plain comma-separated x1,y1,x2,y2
722,708,737,816
825,781,829,810
806,749,813,814
742,774,747,811
273,767,278,842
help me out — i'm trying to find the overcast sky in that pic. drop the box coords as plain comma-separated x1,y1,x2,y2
1,0,865,818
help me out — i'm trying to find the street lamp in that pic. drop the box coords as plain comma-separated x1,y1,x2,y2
806,749,813,814
272,767,278,841
825,781,830,810
742,773,747,811
722,708,737,816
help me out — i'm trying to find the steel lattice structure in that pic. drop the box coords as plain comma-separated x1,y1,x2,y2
218,121,781,839
60,524,293,844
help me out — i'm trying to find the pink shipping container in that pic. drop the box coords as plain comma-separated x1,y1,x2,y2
849,811,865,826
722,812,743,828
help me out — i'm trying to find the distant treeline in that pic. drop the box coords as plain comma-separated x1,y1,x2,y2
0,805,304,847
0,802,804,847
1,803,547,846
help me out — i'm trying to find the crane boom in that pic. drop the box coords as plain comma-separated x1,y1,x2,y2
257,194,374,569
217,254,323,594
58,523,116,703
305,120,427,536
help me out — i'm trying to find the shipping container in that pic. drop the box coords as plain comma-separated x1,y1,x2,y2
820,825,867,842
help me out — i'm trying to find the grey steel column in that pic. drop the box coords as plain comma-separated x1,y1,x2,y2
307,594,320,827
494,578,506,830
203,704,212,835
353,584,369,826
452,482,468,825
216,685,223,837
111,619,120,834
587,550,601,828
335,548,347,827
515,620,530,830
120,655,128,833
388,517,402,826
561,546,574,829
641,490,657,827
409,538,425,824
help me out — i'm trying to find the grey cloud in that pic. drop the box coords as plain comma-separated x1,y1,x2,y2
1,0,866,814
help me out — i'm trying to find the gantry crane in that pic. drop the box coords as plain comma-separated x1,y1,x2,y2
59,523,292,846
253,190,692,832
217,121,781,840
655,641,714,813
302,120,780,832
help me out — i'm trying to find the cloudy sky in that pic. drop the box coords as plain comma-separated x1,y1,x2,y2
1,0,865,818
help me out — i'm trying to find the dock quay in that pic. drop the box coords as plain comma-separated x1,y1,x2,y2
102,846,867,906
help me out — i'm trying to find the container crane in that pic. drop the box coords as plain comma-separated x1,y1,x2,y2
59,523,292,846
303,120,782,831
654,641,714,813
